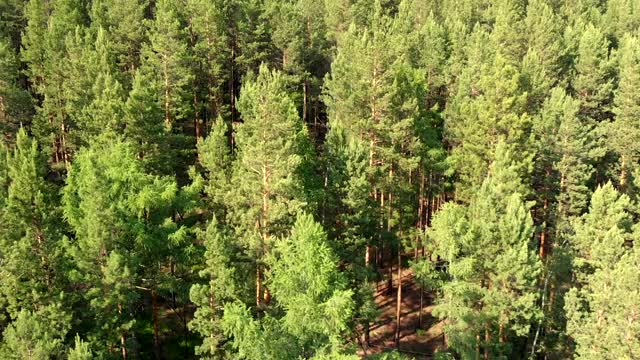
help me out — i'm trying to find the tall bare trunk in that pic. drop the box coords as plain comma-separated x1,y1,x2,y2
152,289,160,359
620,155,627,189
484,323,490,360
394,251,402,349
119,304,128,360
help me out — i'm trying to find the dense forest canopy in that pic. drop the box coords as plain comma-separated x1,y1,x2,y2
1,0,640,359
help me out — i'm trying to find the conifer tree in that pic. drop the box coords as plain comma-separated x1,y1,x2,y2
198,118,232,218
565,248,640,359
610,34,640,190
572,23,615,122
123,68,171,174
229,64,308,307
222,213,354,359
89,0,148,78
189,218,238,359
145,0,194,131
565,183,639,358
0,304,71,359
62,137,187,357
0,128,66,317
570,182,634,281
522,0,566,109
186,0,231,137
0,39,32,143
68,335,93,360
427,143,541,358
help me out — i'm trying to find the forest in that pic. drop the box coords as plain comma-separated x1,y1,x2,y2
1,0,640,358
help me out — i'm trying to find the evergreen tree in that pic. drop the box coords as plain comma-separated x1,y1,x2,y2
186,0,231,137
0,38,32,143
89,0,148,79
522,0,567,109
62,137,187,357
68,334,93,360
570,182,634,281
610,34,640,190
228,64,309,308
222,213,354,359
189,218,238,359
571,23,615,122
0,128,66,317
427,143,541,358
123,68,171,174
144,0,194,131
0,304,71,359
565,183,639,359
565,248,640,359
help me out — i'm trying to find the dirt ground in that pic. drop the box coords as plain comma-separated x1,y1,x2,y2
362,266,445,359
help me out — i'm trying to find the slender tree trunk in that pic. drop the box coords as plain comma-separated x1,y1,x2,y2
256,265,262,308
258,163,270,308
540,197,548,258
394,251,402,349
484,323,490,360
164,63,171,129
152,289,160,359
194,92,202,143
620,155,627,189
119,303,128,360
418,288,424,329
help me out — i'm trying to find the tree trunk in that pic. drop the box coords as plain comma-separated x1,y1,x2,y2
152,289,160,359
194,92,202,143
620,155,627,189
119,303,128,360
394,251,402,349
256,265,262,308
539,197,548,258
484,323,490,360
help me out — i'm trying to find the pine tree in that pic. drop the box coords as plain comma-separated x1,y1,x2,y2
189,218,237,358
123,68,171,174
0,128,66,317
68,335,93,360
522,0,567,109
229,64,308,308
565,183,639,359
0,304,71,359
185,0,231,137
570,182,634,281
221,213,354,359
602,0,640,44
428,142,541,358
198,117,232,217
144,0,194,131
0,38,32,143
609,34,640,190
265,0,331,133
565,248,640,359
89,0,148,79
572,23,615,122
446,33,532,200
62,137,185,357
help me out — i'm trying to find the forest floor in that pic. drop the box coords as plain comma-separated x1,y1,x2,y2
363,264,445,359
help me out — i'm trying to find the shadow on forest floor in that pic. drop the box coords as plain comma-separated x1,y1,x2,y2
361,263,445,359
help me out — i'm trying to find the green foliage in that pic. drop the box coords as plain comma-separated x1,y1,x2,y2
429,142,541,358
222,213,354,359
5,0,640,358
67,335,93,360
0,39,32,142
0,129,65,316
189,218,237,358
0,303,71,359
